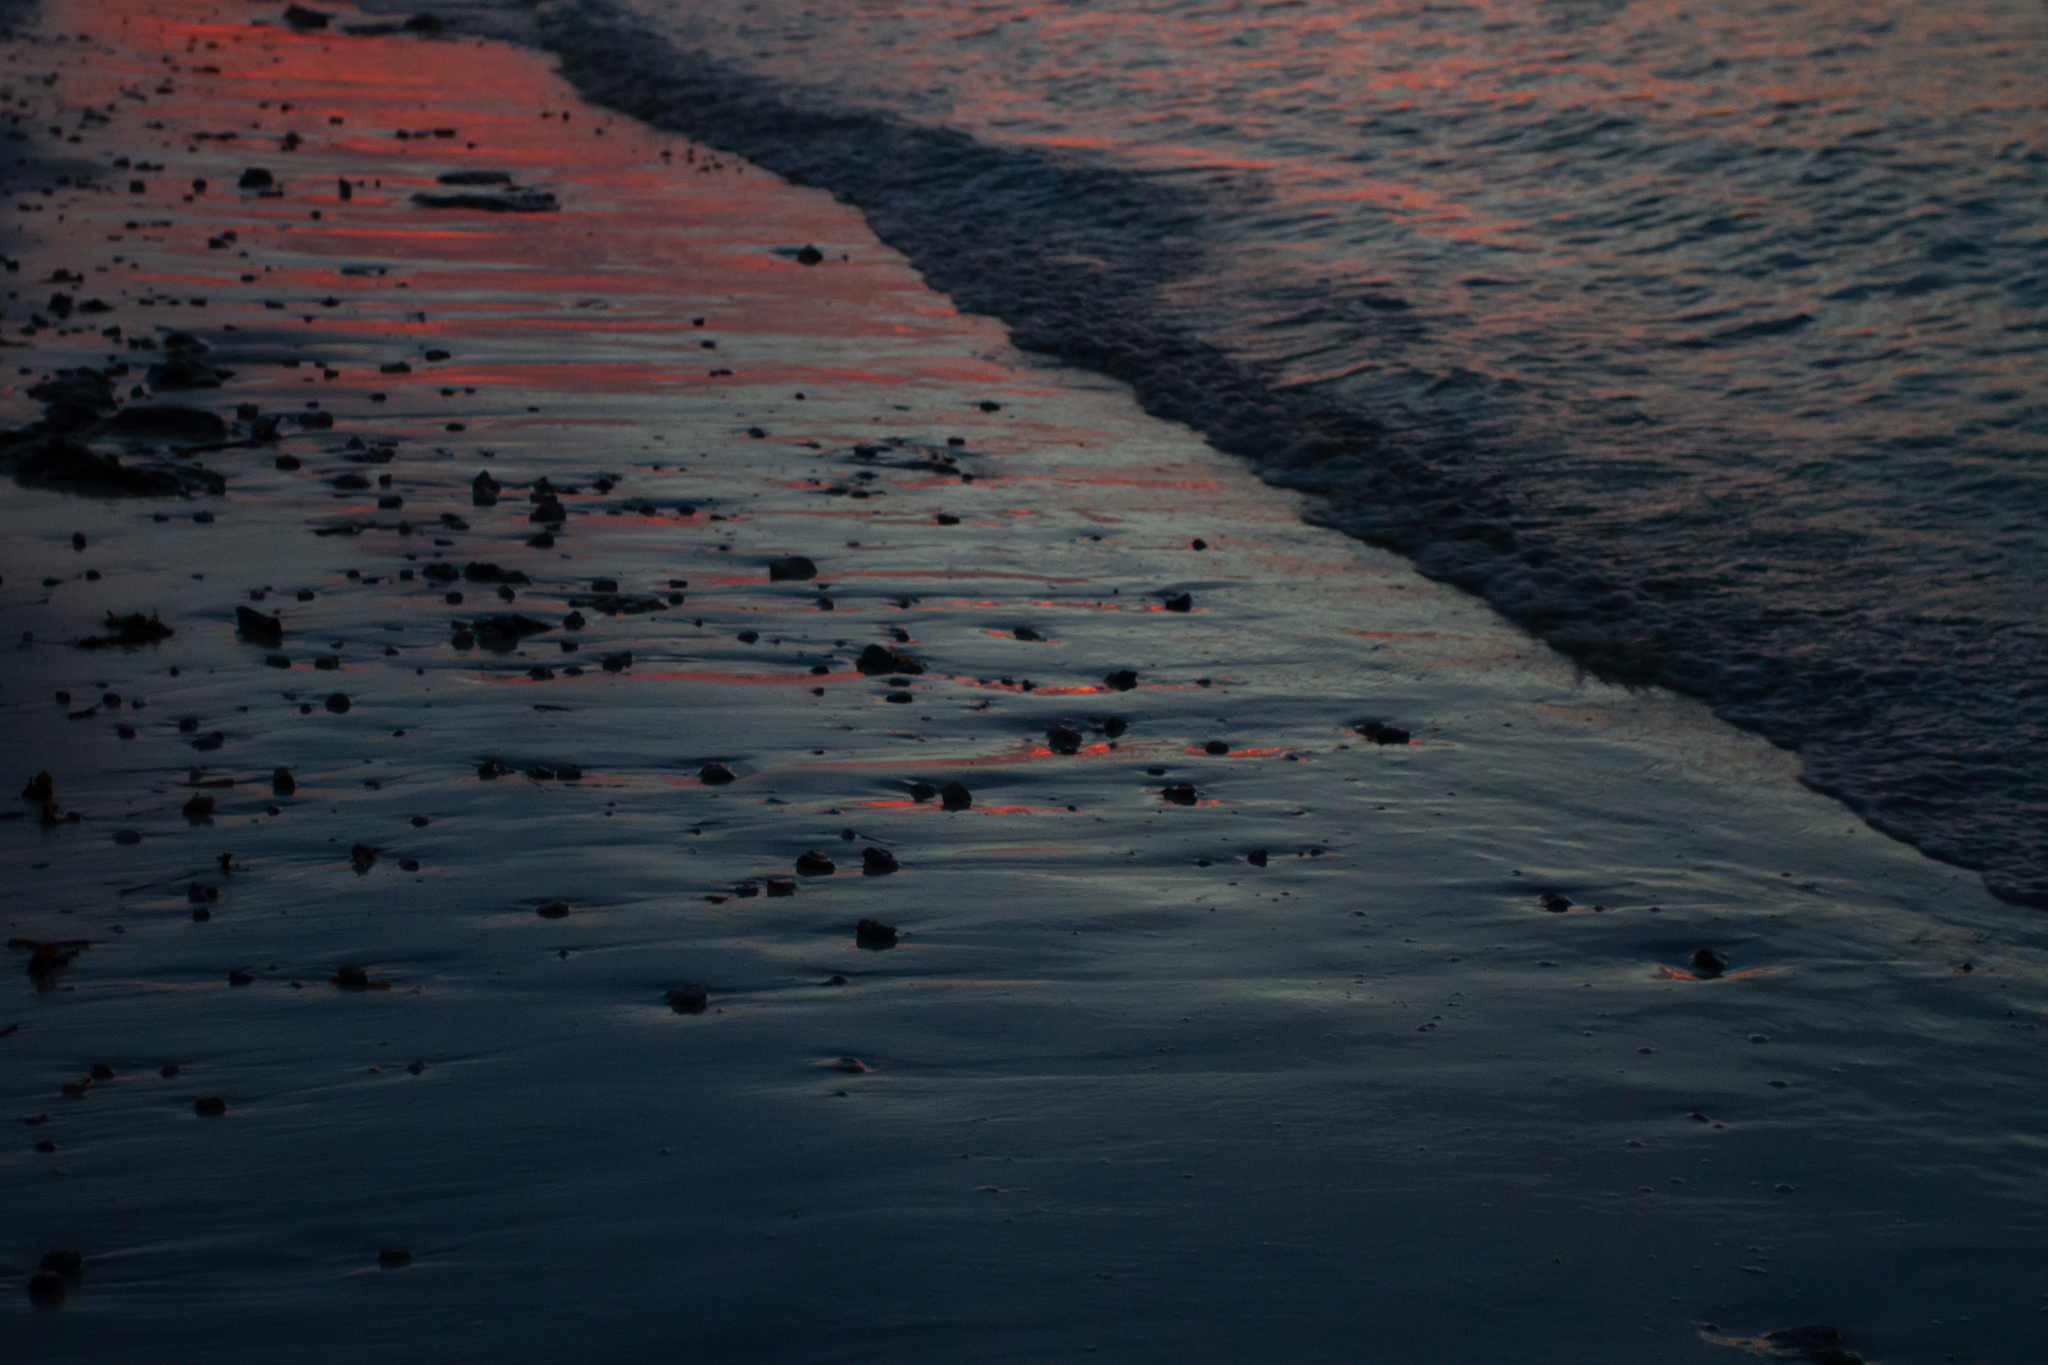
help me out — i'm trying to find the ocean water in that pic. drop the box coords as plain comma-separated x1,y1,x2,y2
531,0,2042,903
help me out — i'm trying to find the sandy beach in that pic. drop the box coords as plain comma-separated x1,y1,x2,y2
3,3,2044,1360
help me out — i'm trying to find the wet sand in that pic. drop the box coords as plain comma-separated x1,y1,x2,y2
3,3,2045,1361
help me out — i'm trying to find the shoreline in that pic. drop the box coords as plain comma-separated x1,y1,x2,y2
2,3,2044,1360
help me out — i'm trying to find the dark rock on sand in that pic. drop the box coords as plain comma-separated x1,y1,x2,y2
438,170,512,186
940,781,972,811
333,963,374,989
665,983,709,1013
1163,592,1192,612
26,1271,66,1307
411,189,560,212
855,918,898,948
477,757,513,779
77,612,175,648
22,772,54,802
228,969,254,986
1103,669,1139,691
860,847,899,875
235,606,284,644
699,762,736,784
472,614,551,650
856,644,923,675
1352,719,1412,745
377,1248,412,1269
535,901,570,919
324,693,351,714
1538,890,1573,913
1203,740,1230,755
908,781,937,802
281,7,329,33
1246,848,1269,866
601,652,632,673
146,350,229,391
764,877,796,897
767,556,818,581
472,470,500,506
1162,783,1199,806
463,562,529,584
1690,947,1728,977
1765,1324,1866,1365
1047,723,1082,754
795,851,837,876
271,767,295,795
349,843,378,872
2,433,226,496
193,1096,227,1116
95,405,228,444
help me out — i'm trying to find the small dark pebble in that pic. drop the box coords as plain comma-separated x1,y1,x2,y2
855,918,898,948
665,983,709,1013
228,969,253,986
22,771,54,801
795,850,837,876
856,643,923,675
767,556,817,582
940,781,972,811
26,1271,65,1307
272,768,296,795
860,847,899,876
764,877,795,898
1103,669,1139,692
324,694,350,714
1246,849,1268,867
601,652,631,673
193,1096,227,1117
1162,783,1199,806
90,1063,114,1081
1163,592,1192,612
699,762,736,785
192,731,225,751
1538,890,1573,913
908,781,937,802
334,963,371,989
377,1248,412,1269
1690,947,1727,977
478,757,513,779
535,901,569,919
1047,723,1081,754
1203,740,1230,755
1352,719,1411,745
113,829,142,845
823,974,848,986
34,1140,56,1154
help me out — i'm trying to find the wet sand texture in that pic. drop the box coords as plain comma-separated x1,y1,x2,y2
2,3,2045,1362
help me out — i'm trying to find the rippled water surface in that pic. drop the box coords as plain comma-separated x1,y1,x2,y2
538,0,2048,900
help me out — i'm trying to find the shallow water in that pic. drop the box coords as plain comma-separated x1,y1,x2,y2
3,3,2046,1360
512,0,2048,906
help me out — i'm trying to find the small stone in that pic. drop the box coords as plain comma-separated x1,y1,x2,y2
855,918,898,948
333,963,371,989
860,847,899,876
377,1248,412,1269
1102,669,1138,692
1690,948,1727,977
26,1271,65,1307
238,167,275,189
795,850,836,876
664,983,709,1013
182,794,215,819
1047,723,1081,754
272,768,296,795
1538,890,1572,913
835,1056,867,1073
535,901,569,919
21,771,54,802
601,652,631,673
324,694,351,714
940,781,972,811
764,877,796,898
767,556,818,582
1353,719,1411,745
1203,740,1230,755
193,1096,227,1116
228,969,253,986
699,762,736,785
113,829,142,845
823,975,848,986
1246,849,1268,867
908,782,937,802
1161,782,1198,805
